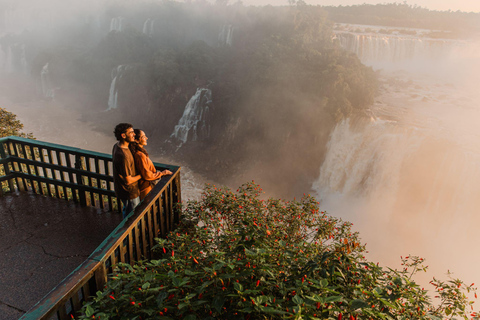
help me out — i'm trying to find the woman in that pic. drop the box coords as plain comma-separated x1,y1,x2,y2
130,129,172,200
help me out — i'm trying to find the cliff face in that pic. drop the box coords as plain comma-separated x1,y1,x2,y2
0,2,377,197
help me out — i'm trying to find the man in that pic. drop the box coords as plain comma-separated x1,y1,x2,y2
112,123,141,218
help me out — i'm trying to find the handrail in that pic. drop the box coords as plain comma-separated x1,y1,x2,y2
0,137,181,320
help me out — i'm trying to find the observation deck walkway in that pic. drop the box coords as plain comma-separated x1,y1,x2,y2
0,193,122,320
0,136,181,320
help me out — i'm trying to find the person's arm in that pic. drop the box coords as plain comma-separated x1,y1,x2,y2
136,153,169,181
118,174,141,185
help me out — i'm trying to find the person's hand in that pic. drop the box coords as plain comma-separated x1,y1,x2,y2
162,170,173,175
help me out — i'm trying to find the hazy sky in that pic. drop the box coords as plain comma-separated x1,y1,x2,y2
240,0,480,13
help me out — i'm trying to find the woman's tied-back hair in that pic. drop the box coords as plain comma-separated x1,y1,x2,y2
129,129,149,157
114,123,133,141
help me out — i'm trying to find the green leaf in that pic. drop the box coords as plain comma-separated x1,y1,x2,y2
292,295,304,305
185,269,201,276
178,302,189,310
325,296,342,303
156,291,167,306
172,276,181,287
213,296,225,313
320,279,328,287
234,282,244,292
261,307,289,315
184,315,197,320
350,299,369,310
213,262,225,270
85,305,94,317
142,282,151,289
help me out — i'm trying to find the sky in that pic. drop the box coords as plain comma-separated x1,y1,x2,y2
239,0,480,13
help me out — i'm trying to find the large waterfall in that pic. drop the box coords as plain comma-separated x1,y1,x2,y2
171,88,212,145
313,60,480,287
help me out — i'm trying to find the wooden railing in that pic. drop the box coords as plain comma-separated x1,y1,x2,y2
0,136,181,320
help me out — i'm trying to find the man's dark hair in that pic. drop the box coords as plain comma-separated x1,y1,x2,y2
114,123,133,141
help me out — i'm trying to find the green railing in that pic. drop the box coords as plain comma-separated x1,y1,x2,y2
0,136,181,320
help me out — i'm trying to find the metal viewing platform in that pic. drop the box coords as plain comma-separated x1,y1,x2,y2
0,137,181,320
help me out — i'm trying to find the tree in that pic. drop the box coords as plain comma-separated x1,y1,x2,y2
80,182,478,320
0,108,33,138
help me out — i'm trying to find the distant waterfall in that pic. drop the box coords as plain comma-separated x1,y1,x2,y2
218,25,234,46
110,17,123,32
40,63,54,98
171,88,212,145
3,43,27,74
142,19,154,36
332,23,476,70
106,65,127,111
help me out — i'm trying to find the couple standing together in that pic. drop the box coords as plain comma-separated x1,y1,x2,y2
112,123,172,218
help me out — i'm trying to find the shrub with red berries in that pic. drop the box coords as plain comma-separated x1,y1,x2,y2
80,182,478,319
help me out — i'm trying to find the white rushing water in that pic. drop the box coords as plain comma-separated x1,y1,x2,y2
171,88,212,145
315,30,480,289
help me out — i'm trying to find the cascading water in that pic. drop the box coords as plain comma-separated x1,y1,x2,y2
3,43,28,74
107,65,132,111
313,52,480,288
334,24,471,71
110,17,123,32
218,25,234,46
142,18,154,36
40,63,54,98
171,88,212,146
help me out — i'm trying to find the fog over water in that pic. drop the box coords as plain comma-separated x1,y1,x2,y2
315,27,480,288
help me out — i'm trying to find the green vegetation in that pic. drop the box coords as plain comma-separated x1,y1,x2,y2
0,108,33,138
80,182,478,319
63,1,377,196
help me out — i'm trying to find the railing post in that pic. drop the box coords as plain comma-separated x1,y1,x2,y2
0,141,15,193
173,174,182,225
94,263,107,293
75,155,88,206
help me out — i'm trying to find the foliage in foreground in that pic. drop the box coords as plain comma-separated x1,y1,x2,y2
80,182,478,319
0,108,33,139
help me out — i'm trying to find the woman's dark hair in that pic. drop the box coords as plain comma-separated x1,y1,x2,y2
129,129,149,156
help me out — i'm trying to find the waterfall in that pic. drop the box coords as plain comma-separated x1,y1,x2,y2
3,43,28,74
218,25,234,46
333,24,473,70
110,17,123,32
171,88,212,145
107,76,118,111
4,46,12,73
107,65,134,111
40,63,54,98
335,32,461,62
142,18,154,36
313,70,480,288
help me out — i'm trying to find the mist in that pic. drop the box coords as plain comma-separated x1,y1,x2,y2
2,0,480,303
315,26,480,290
